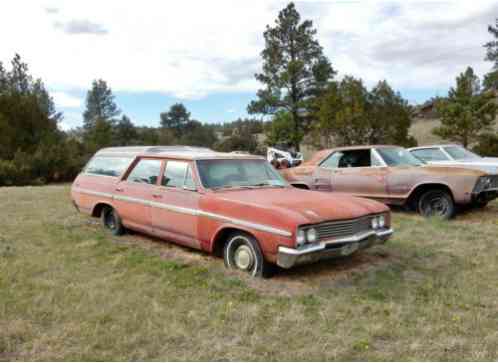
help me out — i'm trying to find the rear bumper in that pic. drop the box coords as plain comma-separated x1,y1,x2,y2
276,228,393,269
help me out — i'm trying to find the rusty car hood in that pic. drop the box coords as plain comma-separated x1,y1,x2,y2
213,187,389,224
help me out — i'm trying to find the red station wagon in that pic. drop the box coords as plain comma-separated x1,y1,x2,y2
71,146,393,277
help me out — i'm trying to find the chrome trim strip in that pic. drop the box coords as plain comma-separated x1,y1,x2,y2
114,194,150,206
72,187,291,237
72,188,113,199
150,200,199,216
200,211,292,237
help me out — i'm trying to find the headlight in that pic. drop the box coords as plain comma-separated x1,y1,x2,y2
296,229,306,246
371,217,379,229
306,228,318,243
378,215,385,228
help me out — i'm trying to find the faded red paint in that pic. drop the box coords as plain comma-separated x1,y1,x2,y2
71,147,391,267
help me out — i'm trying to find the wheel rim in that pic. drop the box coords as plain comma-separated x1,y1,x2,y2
105,210,116,230
233,245,254,271
423,195,449,217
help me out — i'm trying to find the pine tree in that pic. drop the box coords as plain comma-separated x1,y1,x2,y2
433,67,496,147
248,2,335,151
82,79,120,131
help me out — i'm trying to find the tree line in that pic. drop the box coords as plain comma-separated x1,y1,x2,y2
1,2,498,186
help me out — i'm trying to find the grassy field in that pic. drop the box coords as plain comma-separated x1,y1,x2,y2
1,185,497,361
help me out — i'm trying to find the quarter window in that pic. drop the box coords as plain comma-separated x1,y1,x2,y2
127,159,162,185
84,156,132,177
411,148,448,162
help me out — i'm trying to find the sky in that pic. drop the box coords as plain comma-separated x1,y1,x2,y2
1,0,497,130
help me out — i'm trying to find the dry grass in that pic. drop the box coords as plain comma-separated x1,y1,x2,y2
1,184,497,361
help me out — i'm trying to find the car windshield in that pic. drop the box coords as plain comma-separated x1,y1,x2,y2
443,146,481,160
376,147,424,167
196,159,288,190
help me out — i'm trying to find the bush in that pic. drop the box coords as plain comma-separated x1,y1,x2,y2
473,133,498,157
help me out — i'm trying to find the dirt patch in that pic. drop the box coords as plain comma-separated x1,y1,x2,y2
246,250,394,296
112,229,396,297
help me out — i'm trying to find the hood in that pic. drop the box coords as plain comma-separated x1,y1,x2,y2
213,187,388,224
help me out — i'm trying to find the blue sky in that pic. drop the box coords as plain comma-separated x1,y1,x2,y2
2,0,497,130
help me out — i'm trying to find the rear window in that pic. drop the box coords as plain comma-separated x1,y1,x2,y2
84,156,133,177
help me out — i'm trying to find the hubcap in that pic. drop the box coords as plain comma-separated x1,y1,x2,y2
425,196,448,216
233,245,254,270
105,211,116,229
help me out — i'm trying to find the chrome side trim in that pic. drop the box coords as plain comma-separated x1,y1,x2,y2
150,200,199,216
72,188,113,199
72,187,291,237
200,211,292,237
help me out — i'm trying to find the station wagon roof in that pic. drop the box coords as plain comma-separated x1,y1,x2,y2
95,146,264,160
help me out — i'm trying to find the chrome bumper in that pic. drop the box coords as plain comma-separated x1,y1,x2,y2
277,228,393,269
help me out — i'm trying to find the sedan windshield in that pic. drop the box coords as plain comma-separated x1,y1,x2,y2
443,146,481,160
376,147,424,167
196,159,288,189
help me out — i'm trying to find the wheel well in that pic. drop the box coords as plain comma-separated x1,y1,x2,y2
92,203,112,218
407,184,454,210
211,228,255,257
291,183,310,190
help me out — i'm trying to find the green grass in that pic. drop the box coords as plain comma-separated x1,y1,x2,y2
1,185,497,360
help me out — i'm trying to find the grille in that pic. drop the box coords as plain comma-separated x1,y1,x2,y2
315,216,372,241
476,175,498,192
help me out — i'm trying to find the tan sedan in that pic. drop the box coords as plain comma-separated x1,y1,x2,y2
280,145,498,219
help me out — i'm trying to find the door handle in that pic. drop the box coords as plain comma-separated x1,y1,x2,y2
152,194,162,199
115,187,124,192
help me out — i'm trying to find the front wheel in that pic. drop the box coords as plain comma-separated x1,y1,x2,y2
223,232,274,278
418,190,455,219
101,206,125,235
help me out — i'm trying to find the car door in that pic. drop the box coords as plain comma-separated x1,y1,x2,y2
321,149,389,200
151,159,201,249
113,158,163,234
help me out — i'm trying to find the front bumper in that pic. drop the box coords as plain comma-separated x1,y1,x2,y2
276,228,393,269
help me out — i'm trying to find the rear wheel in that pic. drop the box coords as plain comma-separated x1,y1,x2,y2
101,206,125,235
223,232,274,278
418,190,455,219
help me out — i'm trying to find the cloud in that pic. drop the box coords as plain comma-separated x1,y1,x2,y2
51,91,82,108
54,19,108,35
1,0,497,104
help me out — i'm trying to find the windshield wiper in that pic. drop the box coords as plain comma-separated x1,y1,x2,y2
248,182,286,188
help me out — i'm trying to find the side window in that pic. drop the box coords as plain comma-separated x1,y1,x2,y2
321,152,342,168
126,159,162,185
337,150,372,168
162,160,190,188
85,156,132,177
